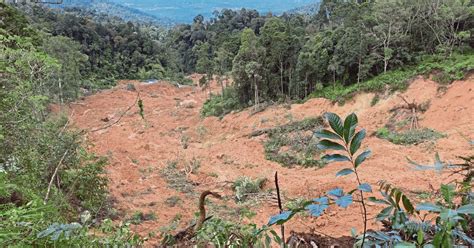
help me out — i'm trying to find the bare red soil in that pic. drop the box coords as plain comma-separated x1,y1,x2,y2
69,74,473,246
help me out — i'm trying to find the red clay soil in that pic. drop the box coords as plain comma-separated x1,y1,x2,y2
68,74,473,246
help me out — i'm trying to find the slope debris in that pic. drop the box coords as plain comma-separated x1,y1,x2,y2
70,75,473,245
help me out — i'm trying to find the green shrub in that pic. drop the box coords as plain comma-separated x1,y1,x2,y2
264,117,325,168
376,127,445,145
164,196,182,207
195,218,265,247
201,87,241,117
160,160,194,193
370,95,380,106
126,211,157,225
232,177,267,203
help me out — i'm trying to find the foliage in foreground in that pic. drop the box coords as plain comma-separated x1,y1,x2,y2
0,5,144,246
168,113,473,247
265,113,474,247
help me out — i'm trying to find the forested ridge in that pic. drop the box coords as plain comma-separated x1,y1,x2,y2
1,0,473,246
176,0,473,115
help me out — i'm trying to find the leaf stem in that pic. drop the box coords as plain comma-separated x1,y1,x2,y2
345,143,367,248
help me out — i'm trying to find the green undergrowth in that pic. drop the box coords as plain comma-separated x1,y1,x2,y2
160,160,195,194
233,177,267,203
309,51,474,104
0,116,142,246
376,127,446,145
201,86,242,118
264,117,325,168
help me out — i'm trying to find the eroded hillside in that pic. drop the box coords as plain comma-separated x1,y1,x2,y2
69,75,473,245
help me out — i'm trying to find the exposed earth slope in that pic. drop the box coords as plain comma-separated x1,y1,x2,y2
69,75,473,245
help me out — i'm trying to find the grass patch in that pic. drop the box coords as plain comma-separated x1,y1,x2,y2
233,177,267,203
264,117,325,168
159,214,182,235
160,161,194,194
376,127,445,145
126,211,156,225
308,51,474,103
164,196,182,207
201,87,242,118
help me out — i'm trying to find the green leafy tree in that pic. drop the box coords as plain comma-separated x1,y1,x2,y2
41,35,88,102
232,28,263,105
260,17,291,96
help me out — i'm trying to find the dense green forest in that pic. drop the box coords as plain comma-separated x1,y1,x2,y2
189,0,473,115
1,0,473,246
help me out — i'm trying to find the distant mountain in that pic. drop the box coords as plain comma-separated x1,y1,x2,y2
51,0,175,26
286,3,320,15
109,0,319,23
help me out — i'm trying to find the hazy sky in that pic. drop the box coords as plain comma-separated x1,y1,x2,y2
111,0,316,23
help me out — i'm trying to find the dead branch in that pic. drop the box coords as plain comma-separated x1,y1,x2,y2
275,172,285,246
248,128,273,137
398,95,420,130
90,91,140,132
44,150,69,204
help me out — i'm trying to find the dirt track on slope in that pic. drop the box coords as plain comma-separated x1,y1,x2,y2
69,74,473,245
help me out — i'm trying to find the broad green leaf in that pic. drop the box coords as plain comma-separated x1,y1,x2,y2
440,184,455,206
322,154,350,163
265,234,271,247
394,190,402,206
354,150,371,168
305,203,329,217
402,195,415,214
268,211,293,226
328,188,344,198
314,129,341,140
416,203,442,212
343,113,358,143
317,140,346,151
417,228,424,245
394,242,416,248
350,129,366,155
440,209,458,220
324,112,344,137
335,195,353,208
351,227,357,238
336,168,354,177
457,204,474,214
368,197,390,205
358,183,372,193
376,206,394,220
269,230,283,244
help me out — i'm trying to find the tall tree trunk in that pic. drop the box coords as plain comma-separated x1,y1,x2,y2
288,68,292,98
59,78,63,104
280,60,284,96
357,57,362,84
304,73,308,98
219,75,225,99
254,77,259,110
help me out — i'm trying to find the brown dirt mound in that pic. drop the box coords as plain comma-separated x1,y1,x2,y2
68,75,474,246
